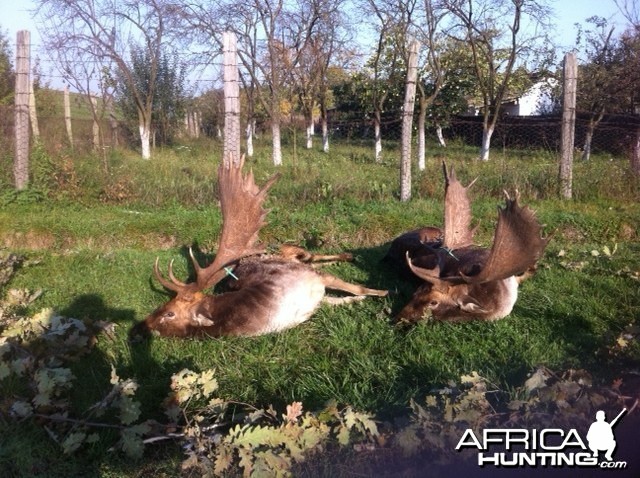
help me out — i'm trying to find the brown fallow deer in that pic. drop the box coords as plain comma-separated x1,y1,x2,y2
385,162,549,323
131,157,388,339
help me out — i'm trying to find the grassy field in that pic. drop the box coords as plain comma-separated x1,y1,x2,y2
0,137,639,476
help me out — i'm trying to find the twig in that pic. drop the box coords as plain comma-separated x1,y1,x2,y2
33,413,125,430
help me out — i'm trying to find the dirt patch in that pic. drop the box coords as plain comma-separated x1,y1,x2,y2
1,231,58,250
618,223,638,241
559,225,587,242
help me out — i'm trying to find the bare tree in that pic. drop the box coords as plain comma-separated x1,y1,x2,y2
443,0,552,161
415,0,447,170
35,0,176,160
359,0,419,162
574,17,622,162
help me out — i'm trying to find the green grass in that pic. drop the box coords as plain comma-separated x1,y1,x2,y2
0,137,639,476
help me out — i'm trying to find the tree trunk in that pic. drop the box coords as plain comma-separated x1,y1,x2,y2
271,121,282,166
91,95,100,151
64,85,73,149
322,118,329,153
581,111,604,161
374,111,382,163
581,127,594,161
29,79,39,139
632,127,640,176
436,124,446,147
480,125,494,161
321,102,329,153
139,121,151,160
246,121,254,158
306,119,313,149
417,99,426,171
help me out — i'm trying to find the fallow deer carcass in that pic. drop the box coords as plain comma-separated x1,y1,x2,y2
386,162,549,323
131,157,387,339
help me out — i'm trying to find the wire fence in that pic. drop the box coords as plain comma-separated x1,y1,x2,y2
1,103,639,161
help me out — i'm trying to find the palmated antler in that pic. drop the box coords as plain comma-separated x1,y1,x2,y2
406,191,548,286
154,155,279,297
460,191,549,283
442,161,477,250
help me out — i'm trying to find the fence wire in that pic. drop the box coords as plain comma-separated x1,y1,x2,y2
0,104,638,161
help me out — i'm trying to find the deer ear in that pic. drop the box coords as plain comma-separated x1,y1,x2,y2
457,296,486,313
190,313,215,327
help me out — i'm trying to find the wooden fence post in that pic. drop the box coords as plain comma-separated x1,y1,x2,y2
14,30,30,190
559,52,577,199
400,38,420,202
223,31,241,167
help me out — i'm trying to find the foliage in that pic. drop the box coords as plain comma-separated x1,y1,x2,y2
115,46,188,145
575,17,629,116
0,27,14,105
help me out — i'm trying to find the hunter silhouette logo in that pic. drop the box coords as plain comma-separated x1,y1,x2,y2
586,408,627,461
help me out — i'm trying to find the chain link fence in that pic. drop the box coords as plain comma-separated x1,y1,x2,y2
1,103,639,162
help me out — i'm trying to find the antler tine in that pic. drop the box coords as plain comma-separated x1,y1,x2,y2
405,251,463,287
154,258,185,294
188,247,203,275
461,193,549,284
167,259,188,288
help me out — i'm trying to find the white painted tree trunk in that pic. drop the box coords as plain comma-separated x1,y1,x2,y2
272,121,282,166
322,118,329,153
581,128,594,161
246,122,254,157
306,120,313,149
436,124,446,147
374,119,382,162
417,106,426,171
632,127,640,176
139,122,151,160
480,125,494,161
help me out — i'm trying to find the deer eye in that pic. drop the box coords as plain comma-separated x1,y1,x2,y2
163,311,175,319
428,300,439,308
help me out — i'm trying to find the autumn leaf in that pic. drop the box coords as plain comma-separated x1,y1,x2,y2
285,401,303,423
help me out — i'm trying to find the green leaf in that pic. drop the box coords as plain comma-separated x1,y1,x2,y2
62,431,87,454
0,361,10,380
120,424,150,459
10,400,33,418
198,369,218,398
336,425,350,446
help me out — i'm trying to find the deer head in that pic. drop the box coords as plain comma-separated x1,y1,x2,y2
395,162,549,323
132,156,278,338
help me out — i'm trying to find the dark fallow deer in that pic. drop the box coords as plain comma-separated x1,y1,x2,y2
131,157,387,339
386,162,549,323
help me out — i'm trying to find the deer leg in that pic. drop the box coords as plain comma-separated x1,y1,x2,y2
320,273,388,297
323,296,368,306
279,245,353,265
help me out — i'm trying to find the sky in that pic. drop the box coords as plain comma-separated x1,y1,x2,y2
0,0,629,91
